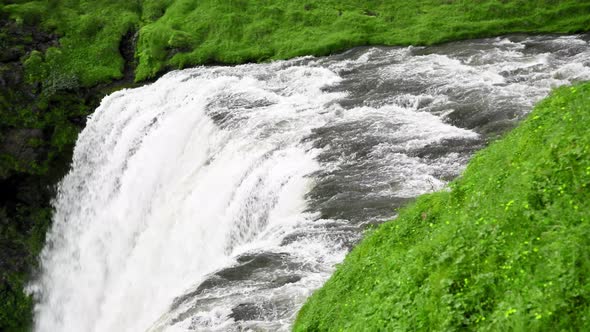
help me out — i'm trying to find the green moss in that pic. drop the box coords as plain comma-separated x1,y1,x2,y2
0,274,33,332
3,0,590,84
0,207,53,332
294,82,590,331
1,1,589,330
3,1,140,87
22,51,45,84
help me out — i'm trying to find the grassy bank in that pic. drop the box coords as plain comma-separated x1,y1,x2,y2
3,0,590,85
294,82,590,331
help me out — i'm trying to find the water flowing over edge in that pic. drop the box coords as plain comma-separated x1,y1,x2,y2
30,34,590,332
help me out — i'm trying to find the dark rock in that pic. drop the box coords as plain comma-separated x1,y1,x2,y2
218,252,290,281
0,47,24,62
0,63,25,88
229,299,290,322
270,275,301,288
118,29,138,81
0,14,138,330
0,128,43,166
229,303,263,321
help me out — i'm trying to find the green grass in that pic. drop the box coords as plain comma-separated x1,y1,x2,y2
294,83,590,331
2,0,590,85
3,0,140,88
1,1,589,331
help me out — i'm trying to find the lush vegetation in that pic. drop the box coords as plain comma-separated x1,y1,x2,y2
1,1,589,331
295,82,590,331
3,0,590,84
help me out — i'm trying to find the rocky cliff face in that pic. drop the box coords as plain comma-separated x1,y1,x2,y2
0,13,137,330
1,15,71,331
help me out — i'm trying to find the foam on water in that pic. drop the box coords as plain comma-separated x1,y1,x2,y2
31,34,590,332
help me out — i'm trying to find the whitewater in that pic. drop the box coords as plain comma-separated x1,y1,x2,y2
31,34,590,331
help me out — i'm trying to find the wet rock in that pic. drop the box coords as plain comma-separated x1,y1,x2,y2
0,128,43,166
170,253,297,311
0,63,24,88
218,252,290,281
118,29,138,81
0,47,24,62
269,275,301,288
229,303,263,321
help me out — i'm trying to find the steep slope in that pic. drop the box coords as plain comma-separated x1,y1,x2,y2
295,83,590,331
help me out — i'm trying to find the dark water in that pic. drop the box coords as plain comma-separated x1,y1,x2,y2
149,34,590,332
33,33,590,332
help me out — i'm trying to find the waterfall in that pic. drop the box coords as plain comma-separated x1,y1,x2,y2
31,34,590,331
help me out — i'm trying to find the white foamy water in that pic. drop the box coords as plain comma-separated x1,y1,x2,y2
31,34,590,332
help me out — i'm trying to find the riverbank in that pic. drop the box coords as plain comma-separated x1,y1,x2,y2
1,1,589,330
3,0,589,84
294,82,590,331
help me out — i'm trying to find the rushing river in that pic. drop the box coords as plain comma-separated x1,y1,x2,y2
31,34,590,331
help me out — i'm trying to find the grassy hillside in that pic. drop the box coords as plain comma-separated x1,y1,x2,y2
2,0,590,85
294,83,590,331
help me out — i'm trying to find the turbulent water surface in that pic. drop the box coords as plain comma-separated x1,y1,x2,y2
32,34,590,331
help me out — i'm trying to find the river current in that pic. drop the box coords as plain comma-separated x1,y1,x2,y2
31,34,590,331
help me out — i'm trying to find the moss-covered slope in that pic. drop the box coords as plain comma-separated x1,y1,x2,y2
3,0,590,84
294,83,590,331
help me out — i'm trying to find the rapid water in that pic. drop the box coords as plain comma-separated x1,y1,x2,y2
31,34,590,331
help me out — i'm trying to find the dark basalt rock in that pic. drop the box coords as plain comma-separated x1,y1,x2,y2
0,128,43,166
0,13,139,330
213,252,294,283
229,303,263,321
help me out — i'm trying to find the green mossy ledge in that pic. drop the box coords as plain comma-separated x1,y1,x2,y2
294,83,590,331
3,0,590,85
